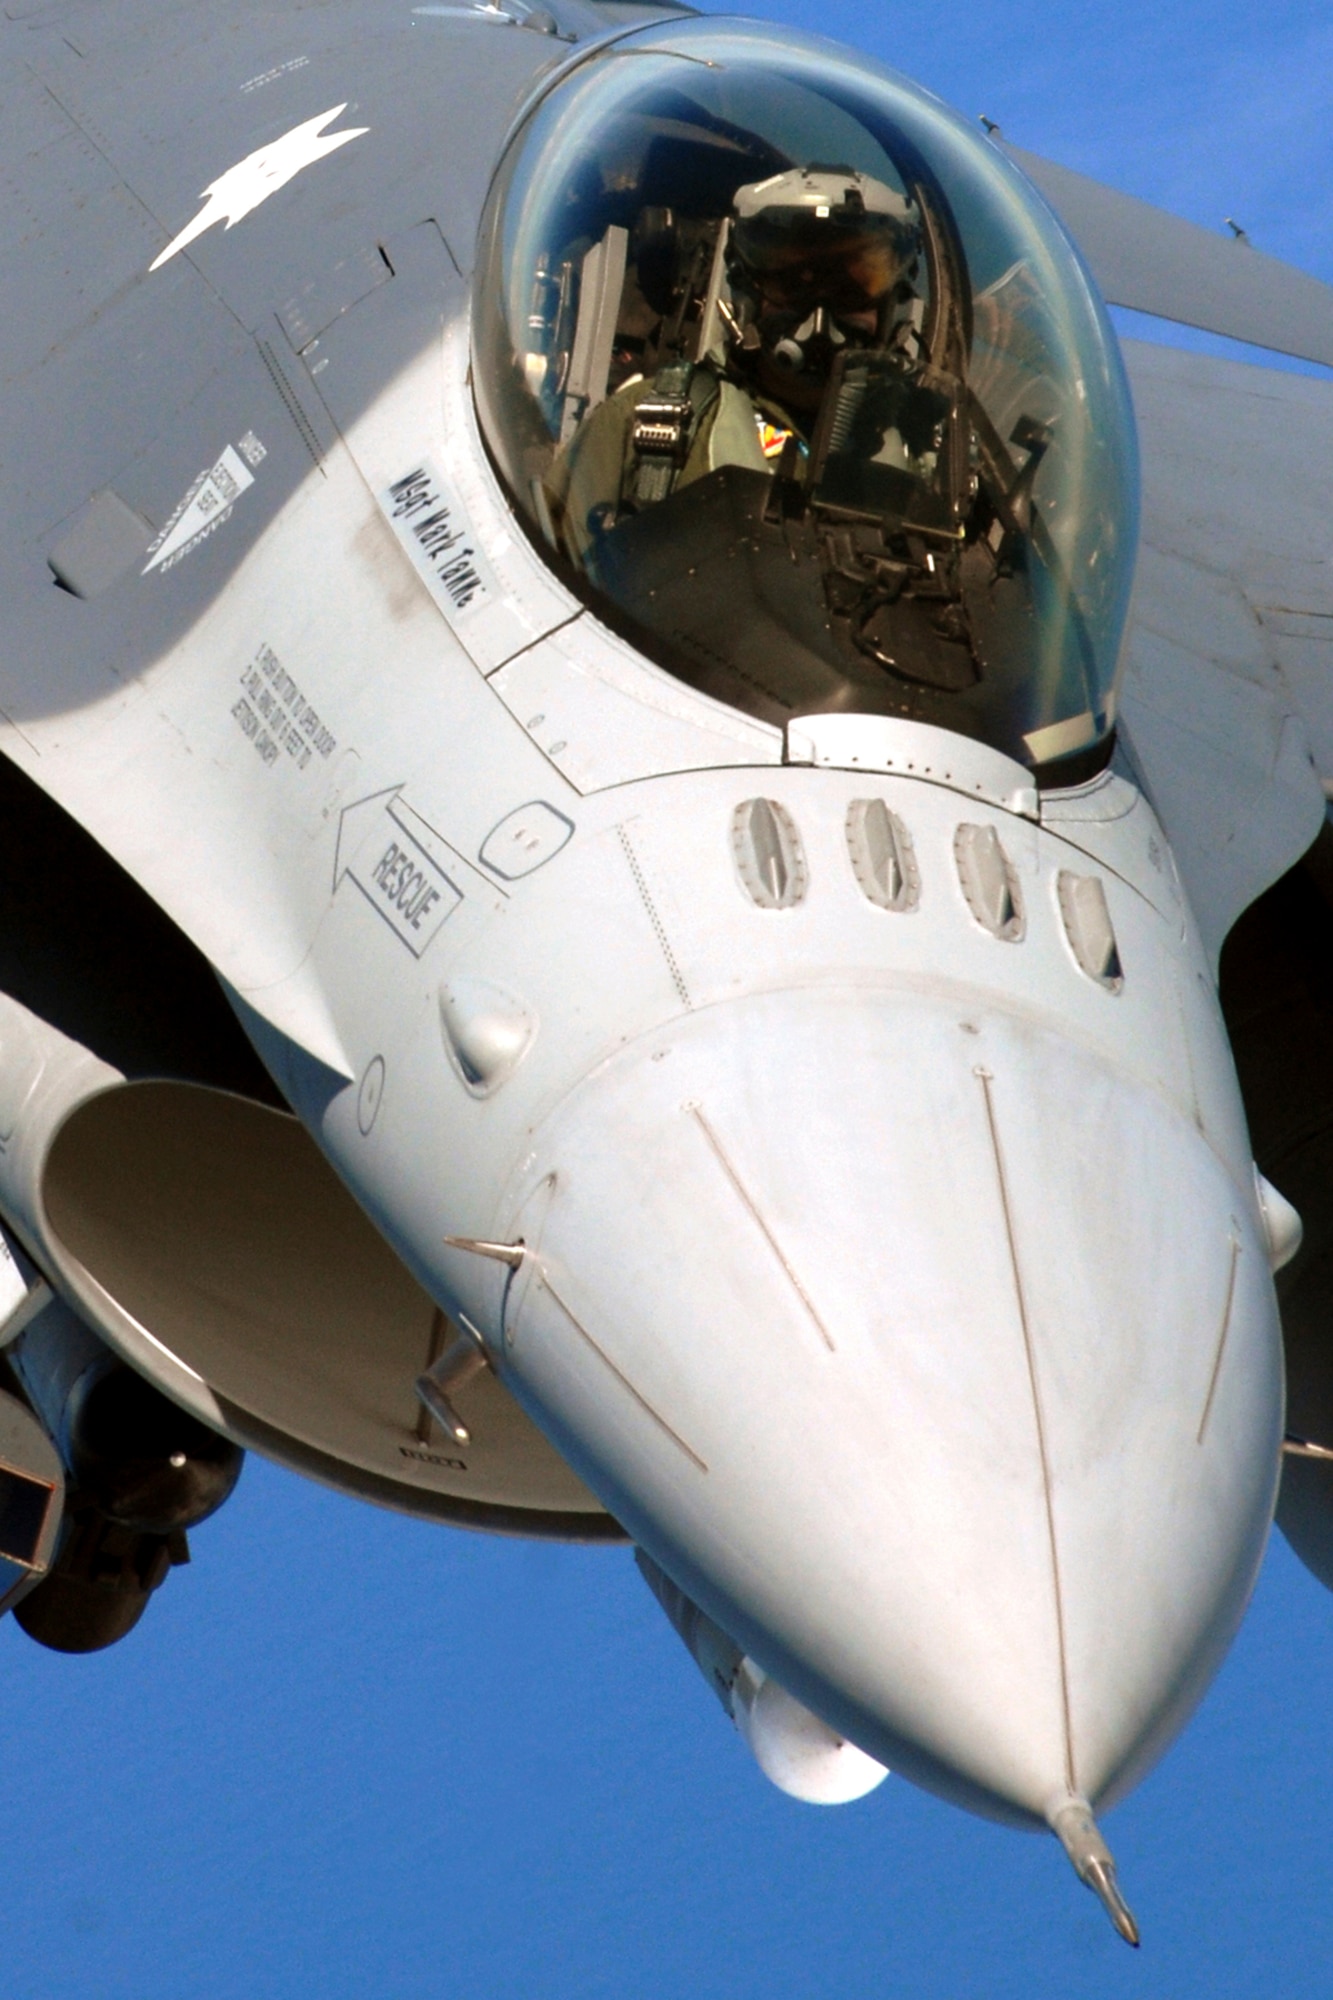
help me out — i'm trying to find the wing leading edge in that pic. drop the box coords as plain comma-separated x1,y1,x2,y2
1005,140,1333,370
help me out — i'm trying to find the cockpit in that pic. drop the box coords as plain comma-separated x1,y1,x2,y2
472,20,1139,775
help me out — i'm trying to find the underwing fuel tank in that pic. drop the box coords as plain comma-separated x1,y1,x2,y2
13,1299,244,1536
7,1296,244,1653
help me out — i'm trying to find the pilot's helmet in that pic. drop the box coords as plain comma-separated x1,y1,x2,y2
727,166,920,332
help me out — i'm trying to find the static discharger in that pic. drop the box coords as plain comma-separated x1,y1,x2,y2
1050,1798,1140,1946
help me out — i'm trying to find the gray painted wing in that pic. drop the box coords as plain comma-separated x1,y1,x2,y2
1117,338,1332,963
0,0,579,1043
1005,141,1333,369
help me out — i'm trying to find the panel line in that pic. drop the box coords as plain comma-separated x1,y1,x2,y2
976,1064,1077,1797
539,1276,708,1474
1197,1232,1241,1446
687,1102,836,1353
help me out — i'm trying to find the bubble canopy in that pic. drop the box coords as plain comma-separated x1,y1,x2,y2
472,21,1139,773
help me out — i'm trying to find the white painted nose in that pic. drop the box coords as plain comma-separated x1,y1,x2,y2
499,988,1283,1823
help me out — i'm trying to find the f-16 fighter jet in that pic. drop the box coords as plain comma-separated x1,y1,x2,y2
4,0,1333,1944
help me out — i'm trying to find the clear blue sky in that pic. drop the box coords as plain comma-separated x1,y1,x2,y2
9,5,1333,1995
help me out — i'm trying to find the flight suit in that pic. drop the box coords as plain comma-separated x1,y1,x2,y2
545,360,785,569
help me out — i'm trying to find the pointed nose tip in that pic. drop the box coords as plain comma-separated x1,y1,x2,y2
503,987,1283,1824
1051,1800,1141,1946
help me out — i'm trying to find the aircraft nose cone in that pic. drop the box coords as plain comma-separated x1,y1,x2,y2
499,989,1282,1822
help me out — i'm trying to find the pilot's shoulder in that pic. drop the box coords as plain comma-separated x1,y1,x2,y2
704,380,771,475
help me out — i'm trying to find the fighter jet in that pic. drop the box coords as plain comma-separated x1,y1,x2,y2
3,0,1332,1944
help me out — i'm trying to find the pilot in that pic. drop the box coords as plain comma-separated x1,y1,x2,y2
543,167,924,569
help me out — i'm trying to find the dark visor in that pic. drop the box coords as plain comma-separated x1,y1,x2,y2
730,210,915,315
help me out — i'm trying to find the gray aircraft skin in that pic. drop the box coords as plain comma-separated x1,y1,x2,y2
3,0,1333,1943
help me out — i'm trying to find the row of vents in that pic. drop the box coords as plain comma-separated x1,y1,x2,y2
731,798,1124,993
